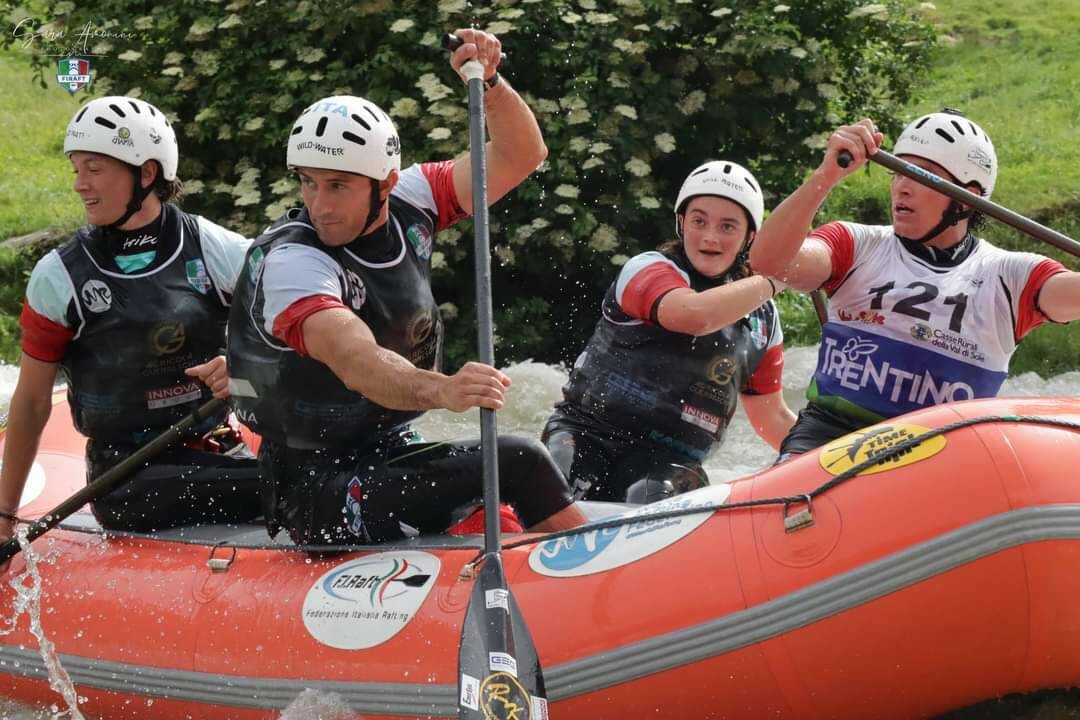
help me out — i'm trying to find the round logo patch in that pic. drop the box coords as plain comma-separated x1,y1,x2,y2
302,551,440,650
80,279,112,313
818,422,947,477
479,672,531,720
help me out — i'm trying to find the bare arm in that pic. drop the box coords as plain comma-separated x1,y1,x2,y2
656,275,781,337
750,119,883,291
0,355,59,540
741,390,796,451
302,307,509,413
1037,271,1080,323
448,29,547,212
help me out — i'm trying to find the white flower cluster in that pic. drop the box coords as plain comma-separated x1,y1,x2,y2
390,98,419,118
416,73,454,102
590,224,619,253
625,158,651,177
848,3,889,18
679,90,706,116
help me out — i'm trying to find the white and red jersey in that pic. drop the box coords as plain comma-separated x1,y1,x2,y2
808,222,1065,422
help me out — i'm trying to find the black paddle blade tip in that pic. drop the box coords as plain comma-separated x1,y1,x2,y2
457,555,547,719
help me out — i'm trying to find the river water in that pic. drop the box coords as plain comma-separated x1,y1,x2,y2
2,348,1079,718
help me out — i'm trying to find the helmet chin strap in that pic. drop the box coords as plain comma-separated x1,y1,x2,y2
895,200,973,245
356,178,386,237
107,165,156,229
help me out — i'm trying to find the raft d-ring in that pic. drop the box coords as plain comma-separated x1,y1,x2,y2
207,543,237,574
783,495,815,533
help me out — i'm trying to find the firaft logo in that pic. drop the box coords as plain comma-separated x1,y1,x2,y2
56,56,91,93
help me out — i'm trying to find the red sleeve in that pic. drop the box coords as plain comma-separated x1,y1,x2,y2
743,344,784,395
19,301,73,363
271,295,349,357
1016,259,1068,339
809,222,856,295
618,264,689,322
420,160,467,232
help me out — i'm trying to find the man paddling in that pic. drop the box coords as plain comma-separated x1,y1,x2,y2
227,29,586,545
751,110,1080,459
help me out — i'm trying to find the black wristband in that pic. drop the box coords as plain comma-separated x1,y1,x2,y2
484,72,501,91
765,277,777,297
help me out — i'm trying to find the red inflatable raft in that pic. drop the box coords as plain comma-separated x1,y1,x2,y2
2,392,1079,719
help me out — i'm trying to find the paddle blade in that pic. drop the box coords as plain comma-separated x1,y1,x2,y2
457,553,547,719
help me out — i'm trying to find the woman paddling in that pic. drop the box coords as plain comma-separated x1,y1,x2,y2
542,161,796,503
0,96,261,547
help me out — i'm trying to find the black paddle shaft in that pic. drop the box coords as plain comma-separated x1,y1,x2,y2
462,60,502,554
0,397,226,563
838,148,1080,258
449,37,549,720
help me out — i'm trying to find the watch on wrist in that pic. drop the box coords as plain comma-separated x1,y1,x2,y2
484,72,501,91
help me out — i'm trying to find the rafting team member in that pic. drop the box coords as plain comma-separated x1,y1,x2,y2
228,29,587,545
0,97,261,546
542,161,796,504
751,111,1080,459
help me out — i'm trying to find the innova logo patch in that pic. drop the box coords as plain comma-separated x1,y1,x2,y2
529,483,730,578
302,551,440,649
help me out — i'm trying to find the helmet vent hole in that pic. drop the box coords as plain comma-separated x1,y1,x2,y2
342,131,367,146
723,163,732,173
743,175,759,192
350,113,372,132
128,101,141,114
75,107,88,123
949,120,966,135
148,106,156,117
291,125,304,136
365,106,381,124
94,117,117,130
108,103,126,118
914,117,930,129
969,121,980,137
934,128,955,144
690,167,709,177
315,117,328,137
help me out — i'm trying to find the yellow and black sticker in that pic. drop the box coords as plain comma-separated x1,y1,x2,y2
479,671,531,720
819,423,946,476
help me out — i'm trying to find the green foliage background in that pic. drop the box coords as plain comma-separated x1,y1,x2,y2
3,0,934,367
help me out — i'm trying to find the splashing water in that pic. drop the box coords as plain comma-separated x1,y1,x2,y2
278,688,360,720
2,527,85,720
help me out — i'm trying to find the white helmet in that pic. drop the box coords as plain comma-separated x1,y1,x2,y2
674,160,764,236
287,95,402,180
893,111,997,198
64,96,178,180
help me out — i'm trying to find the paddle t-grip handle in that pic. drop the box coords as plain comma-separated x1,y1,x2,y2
441,32,508,61
837,149,855,168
